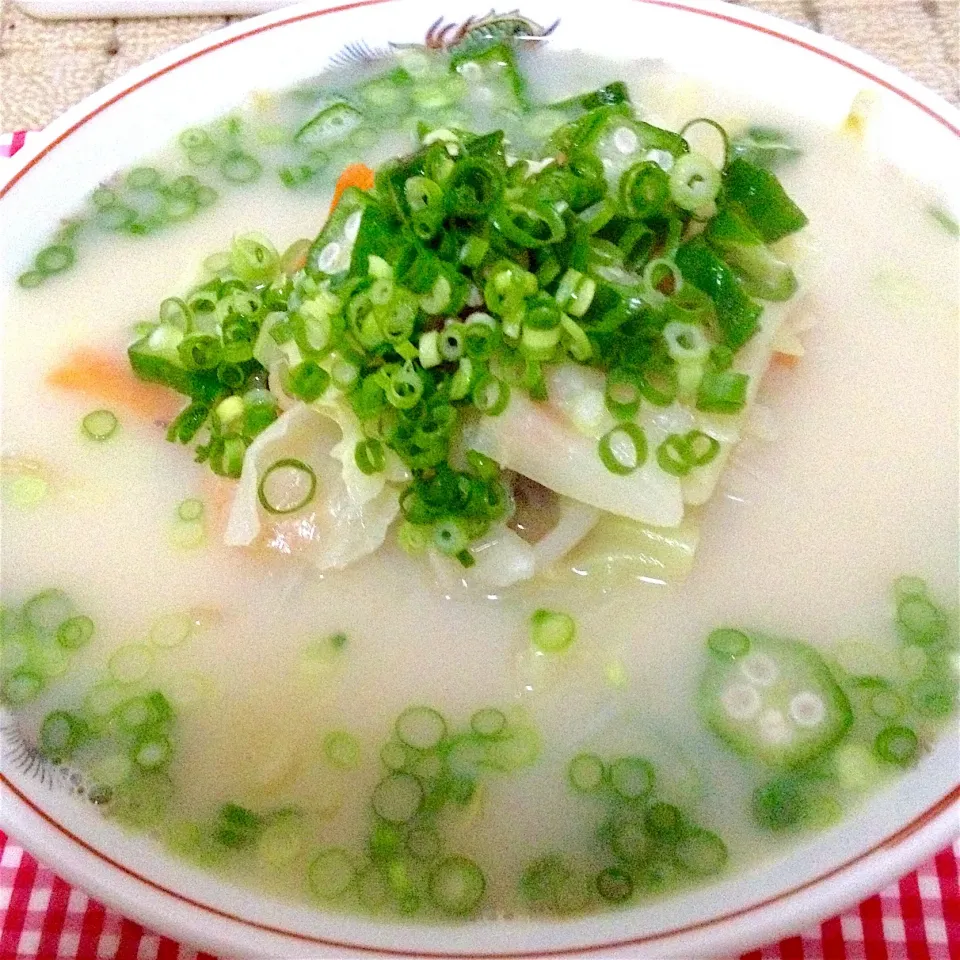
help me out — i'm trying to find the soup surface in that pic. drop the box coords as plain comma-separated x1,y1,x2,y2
1,33,958,923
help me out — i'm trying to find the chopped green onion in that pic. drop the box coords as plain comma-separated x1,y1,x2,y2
82,409,119,442
35,245,76,276
620,161,669,218
604,369,642,421
258,811,306,867
598,423,647,475
874,725,919,766
149,612,193,649
724,158,808,243
928,205,959,237
127,166,162,190
669,152,721,211
645,802,686,844
133,732,173,770
568,752,606,792
177,498,204,522
406,825,442,862
896,595,947,644
608,755,655,801
893,576,928,602
433,519,469,556
429,856,485,916
472,374,509,416
470,707,507,738
220,151,262,184
372,772,424,823
380,739,413,772
2,670,44,705
395,706,447,751
439,323,465,361
308,848,357,900
258,458,317,515
39,710,87,762
530,608,576,654
286,361,331,403
639,366,678,407
484,723,540,771
386,365,424,410
663,321,711,365
17,271,45,289
323,730,362,769
355,438,387,476
57,615,95,650
609,812,649,863
230,233,279,285
679,117,731,168
697,369,750,414
910,677,956,718
596,866,633,903
674,828,728,876
24,589,73,634
707,628,750,660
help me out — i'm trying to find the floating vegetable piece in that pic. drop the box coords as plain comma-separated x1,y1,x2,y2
700,630,853,769
225,403,399,571
463,390,683,528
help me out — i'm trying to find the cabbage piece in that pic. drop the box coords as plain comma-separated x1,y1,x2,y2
225,403,399,571
428,523,536,595
463,377,684,528
428,497,599,596
543,514,700,587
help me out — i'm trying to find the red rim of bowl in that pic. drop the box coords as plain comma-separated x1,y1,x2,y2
1,1,958,956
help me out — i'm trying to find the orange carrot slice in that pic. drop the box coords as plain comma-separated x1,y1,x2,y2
772,351,801,369
329,163,375,214
47,348,182,422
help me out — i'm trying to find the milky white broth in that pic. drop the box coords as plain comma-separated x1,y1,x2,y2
1,50,957,917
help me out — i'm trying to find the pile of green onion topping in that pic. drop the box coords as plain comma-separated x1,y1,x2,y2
126,57,807,565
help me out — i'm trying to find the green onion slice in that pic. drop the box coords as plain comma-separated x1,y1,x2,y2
530,608,576,653
24,589,73,634
470,707,507,738
874,725,919,766
220,151,262,184
395,706,447,751
605,369,642,421
355,438,387,476
707,628,750,660
596,866,634,903
323,730,362,769
598,423,647,475
82,409,119,442
35,245,76,276
668,152,721,211
568,752,606,793
372,772,424,823
177,498,204,522
258,458,317,515
608,755,655,801
429,856,486,916
308,848,357,900
472,375,509,416
57,615,95,650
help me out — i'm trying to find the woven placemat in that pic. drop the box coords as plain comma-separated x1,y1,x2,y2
0,0,958,129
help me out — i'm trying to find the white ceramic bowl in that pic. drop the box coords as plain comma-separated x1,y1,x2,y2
1,1,958,956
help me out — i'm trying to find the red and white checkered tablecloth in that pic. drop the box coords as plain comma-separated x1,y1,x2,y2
3,127,960,957
1,829,959,960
